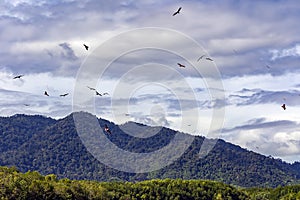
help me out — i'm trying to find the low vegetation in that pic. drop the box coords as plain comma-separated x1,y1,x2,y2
1,166,300,200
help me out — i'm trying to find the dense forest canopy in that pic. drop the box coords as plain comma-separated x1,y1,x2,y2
1,166,300,199
0,112,299,188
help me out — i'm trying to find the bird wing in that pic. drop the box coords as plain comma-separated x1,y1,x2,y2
87,86,96,90
13,75,23,79
177,63,185,67
197,55,205,61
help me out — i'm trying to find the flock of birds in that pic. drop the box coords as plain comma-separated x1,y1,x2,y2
12,42,112,134
10,6,288,135
172,6,287,111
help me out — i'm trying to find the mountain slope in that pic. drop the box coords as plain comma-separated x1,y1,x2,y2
0,112,299,187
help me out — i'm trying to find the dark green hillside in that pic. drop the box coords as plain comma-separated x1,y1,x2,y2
0,114,55,152
147,138,299,187
0,112,299,188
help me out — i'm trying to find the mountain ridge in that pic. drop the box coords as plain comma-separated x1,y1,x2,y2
0,112,299,187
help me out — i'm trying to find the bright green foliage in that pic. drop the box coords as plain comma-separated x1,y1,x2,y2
0,167,248,199
1,166,300,199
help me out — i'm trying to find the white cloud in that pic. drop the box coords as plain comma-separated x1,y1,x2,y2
270,44,300,60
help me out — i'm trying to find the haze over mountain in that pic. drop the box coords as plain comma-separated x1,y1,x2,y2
0,112,299,188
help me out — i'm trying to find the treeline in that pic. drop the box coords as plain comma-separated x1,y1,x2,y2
1,166,300,200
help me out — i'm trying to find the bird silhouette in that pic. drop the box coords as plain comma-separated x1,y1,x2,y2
104,124,112,134
13,75,24,79
281,104,286,110
44,91,49,96
197,55,206,61
95,91,102,96
206,57,213,61
87,86,96,90
173,7,182,16
60,93,69,97
83,44,89,51
177,63,186,68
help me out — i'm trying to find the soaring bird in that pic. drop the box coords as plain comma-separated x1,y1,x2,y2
104,124,112,134
87,86,96,90
281,104,286,110
83,44,89,51
13,75,24,79
173,7,182,16
206,57,213,61
197,55,206,61
95,91,102,96
177,63,186,68
60,93,69,97
44,91,49,96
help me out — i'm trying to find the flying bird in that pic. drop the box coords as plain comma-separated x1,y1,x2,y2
281,103,286,110
83,44,89,51
13,75,24,79
177,63,186,68
60,93,69,97
197,55,206,61
205,57,213,61
95,91,102,96
104,124,112,134
87,86,96,90
173,7,182,16
44,91,49,96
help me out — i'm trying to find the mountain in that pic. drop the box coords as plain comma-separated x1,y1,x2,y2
0,112,299,188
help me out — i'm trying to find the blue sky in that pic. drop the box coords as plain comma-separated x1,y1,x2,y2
1,0,300,163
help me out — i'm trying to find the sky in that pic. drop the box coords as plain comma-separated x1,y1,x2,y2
0,0,300,163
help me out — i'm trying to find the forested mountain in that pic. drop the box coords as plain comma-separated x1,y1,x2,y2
0,112,299,188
